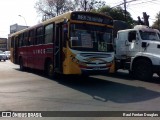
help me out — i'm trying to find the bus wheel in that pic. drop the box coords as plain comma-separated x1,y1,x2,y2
20,58,25,71
46,61,54,78
156,72,160,77
132,59,153,81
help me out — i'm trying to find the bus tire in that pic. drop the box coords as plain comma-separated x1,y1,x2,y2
19,58,25,71
156,72,160,77
46,61,55,79
129,70,134,78
132,59,153,81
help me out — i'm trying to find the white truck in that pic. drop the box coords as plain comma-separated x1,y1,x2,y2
115,25,160,80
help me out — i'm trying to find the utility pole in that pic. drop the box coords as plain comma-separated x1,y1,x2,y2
124,0,127,21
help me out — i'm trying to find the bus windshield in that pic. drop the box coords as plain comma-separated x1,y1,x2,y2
139,30,159,41
70,23,113,52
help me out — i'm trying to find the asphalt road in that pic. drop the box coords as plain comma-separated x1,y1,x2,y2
0,60,159,120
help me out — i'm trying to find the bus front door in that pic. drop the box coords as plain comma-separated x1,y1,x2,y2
54,23,63,73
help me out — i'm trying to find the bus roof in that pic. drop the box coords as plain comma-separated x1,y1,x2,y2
9,11,113,38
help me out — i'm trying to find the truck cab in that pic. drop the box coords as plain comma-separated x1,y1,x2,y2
115,25,160,80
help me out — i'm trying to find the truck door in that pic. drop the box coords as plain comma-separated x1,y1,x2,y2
127,30,140,56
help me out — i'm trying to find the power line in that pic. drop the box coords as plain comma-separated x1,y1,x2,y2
128,0,160,6
106,0,159,24
112,0,160,9
111,0,142,8
127,0,160,15
107,0,124,6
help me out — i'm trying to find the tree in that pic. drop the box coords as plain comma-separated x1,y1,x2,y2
35,0,74,20
35,0,107,21
74,0,105,11
152,12,160,29
96,6,134,27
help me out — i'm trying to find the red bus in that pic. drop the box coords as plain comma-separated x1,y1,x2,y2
9,11,115,78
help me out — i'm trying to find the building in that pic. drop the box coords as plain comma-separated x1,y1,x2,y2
8,24,29,50
0,38,7,51
10,23,29,34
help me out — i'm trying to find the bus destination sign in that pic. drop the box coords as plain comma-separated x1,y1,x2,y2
77,14,103,23
71,12,113,25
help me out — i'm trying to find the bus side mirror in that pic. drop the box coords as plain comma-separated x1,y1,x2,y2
63,19,68,33
63,19,69,47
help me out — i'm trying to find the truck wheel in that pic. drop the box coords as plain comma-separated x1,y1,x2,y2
132,59,153,80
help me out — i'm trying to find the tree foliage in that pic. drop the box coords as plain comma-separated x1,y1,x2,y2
35,0,134,26
74,0,105,11
96,6,134,27
35,0,74,19
152,12,160,29
35,0,106,20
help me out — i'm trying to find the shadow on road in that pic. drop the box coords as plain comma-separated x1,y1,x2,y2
105,70,160,84
52,75,160,104
14,68,160,104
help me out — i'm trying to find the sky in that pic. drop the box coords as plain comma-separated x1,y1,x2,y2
0,0,38,38
0,0,160,38
106,0,160,24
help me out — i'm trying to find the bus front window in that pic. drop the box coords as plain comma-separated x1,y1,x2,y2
70,23,113,52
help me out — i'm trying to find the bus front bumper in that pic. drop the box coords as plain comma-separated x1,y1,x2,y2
81,69,110,75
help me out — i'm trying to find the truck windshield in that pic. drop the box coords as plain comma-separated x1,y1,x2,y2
70,23,113,52
139,30,159,41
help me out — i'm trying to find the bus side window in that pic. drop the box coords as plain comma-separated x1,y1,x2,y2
15,36,19,47
29,30,35,45
36,26,44,45
45,23,54,44
24,32,29,46
18,34,23,47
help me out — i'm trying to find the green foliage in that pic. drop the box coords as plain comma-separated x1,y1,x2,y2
35,0,74,20
74,0,105,11
96,6,134,27
35,0,134,26
152,12,160,29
